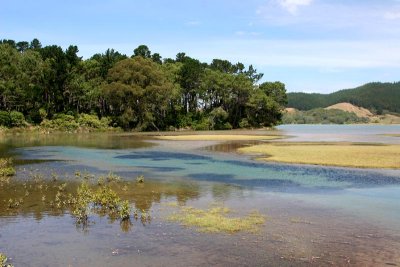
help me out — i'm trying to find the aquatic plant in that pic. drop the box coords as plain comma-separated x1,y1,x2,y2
105,171,121,183
71,182,92,225
0,158,15,179
118,200,131,220
136,175,144,183
0,253,13,267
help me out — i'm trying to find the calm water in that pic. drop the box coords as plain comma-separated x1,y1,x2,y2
1,126,400,266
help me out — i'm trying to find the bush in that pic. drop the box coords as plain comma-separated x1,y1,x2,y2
192,118,210,130
78,114,110,129
0,111,10,126
41,114,78,131
239,118,250,128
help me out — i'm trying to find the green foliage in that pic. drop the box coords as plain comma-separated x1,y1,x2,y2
0,111,25,127
9,111,25,127
288,82,400,113
119,200,131,220
40,113,110,131
0,111,10,126
282,108,369,124
0,39,287,130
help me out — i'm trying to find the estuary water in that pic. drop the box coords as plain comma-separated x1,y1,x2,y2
0,125,400,266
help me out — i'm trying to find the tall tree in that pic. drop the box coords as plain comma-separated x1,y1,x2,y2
103,57,174,130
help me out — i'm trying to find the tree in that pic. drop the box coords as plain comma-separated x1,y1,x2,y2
103,57,174,130
259,81,287,107
30,38,42,50
179,57,204,113
151,53,162,64
16,41,29,52
133,45,151,58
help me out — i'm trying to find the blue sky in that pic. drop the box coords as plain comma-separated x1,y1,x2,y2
1,0,400,93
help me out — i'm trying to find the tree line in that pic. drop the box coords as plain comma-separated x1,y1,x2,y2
0,39,287,130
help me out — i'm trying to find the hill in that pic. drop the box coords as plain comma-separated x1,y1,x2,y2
287,82,400,113
325,103,373,118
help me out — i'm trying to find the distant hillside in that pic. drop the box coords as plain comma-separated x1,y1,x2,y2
325,103,373,118
287,82,400,113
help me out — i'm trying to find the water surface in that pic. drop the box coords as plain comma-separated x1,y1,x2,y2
1,127,400,266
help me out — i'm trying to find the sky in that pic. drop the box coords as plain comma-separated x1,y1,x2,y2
1,0,400,93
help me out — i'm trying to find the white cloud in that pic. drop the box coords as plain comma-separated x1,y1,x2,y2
384,11,400,20
277,0,313,14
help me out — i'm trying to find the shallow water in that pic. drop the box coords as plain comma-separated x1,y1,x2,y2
1,127,400,266
277,124,400,143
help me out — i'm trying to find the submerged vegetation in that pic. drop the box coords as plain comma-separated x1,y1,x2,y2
167,203,265,233
0,39,287,131
239,142,400,169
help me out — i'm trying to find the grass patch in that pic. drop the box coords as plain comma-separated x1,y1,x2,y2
238,142,400,169
167,204,265,233
156,134,280,141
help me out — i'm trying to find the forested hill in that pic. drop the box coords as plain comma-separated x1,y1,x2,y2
287,82,400,113
0,39,287,131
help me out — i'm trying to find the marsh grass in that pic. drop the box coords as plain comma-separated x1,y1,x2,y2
156,134,280,141
239,142,400,169
167,204,265,233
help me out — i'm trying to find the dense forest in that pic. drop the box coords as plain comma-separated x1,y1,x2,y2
288,82,400,113
282,108,368,124
0,39,287,131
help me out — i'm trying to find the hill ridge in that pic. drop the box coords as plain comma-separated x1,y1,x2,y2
287,82,400,113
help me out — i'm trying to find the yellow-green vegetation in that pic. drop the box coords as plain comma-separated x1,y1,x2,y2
0,158,15,177
157,134,280,141
239,142,400,169
0,170,151,227
136,175,144,183
167,204,265,233
0,253,13,267
0,158,15,185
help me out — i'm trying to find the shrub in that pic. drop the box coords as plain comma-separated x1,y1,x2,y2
77,114,110,129
239,118,250,128
0,111,10,126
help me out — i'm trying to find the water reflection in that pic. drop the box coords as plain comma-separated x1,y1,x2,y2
0,170,201,228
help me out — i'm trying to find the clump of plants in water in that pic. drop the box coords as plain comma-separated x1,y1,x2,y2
136,175,144,183
167,203,265,234
0,158,15,184
0,253,13,267
0,168,150,229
